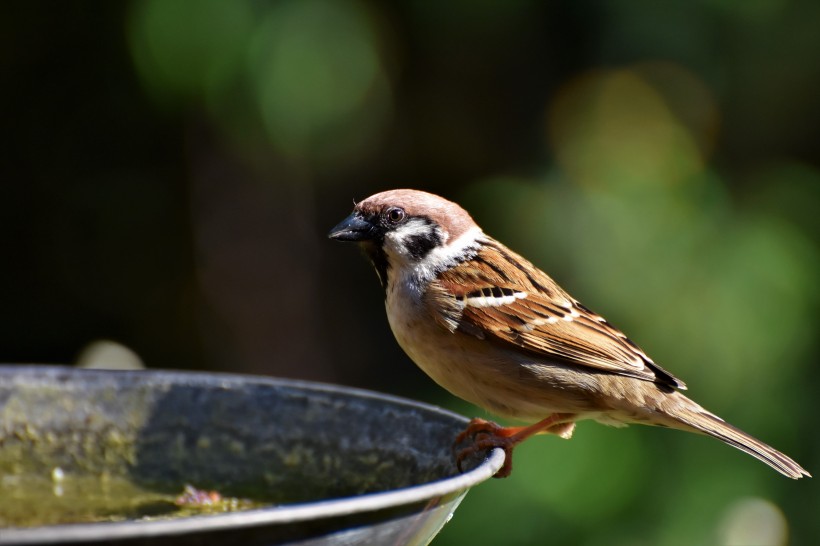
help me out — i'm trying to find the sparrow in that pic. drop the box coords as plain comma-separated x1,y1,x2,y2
328,189,810,479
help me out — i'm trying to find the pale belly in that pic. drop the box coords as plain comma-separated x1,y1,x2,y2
384,293,603,422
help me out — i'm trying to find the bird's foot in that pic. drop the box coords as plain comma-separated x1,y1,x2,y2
453,414,575,478
453,418,518,478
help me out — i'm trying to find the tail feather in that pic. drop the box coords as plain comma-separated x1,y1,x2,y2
673,407,810,479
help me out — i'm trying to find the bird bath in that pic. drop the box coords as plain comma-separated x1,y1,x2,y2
0,366,503,545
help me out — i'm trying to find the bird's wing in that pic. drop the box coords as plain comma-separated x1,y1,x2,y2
425,239,686,390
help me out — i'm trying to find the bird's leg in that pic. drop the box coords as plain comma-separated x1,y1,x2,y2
453,414,575,478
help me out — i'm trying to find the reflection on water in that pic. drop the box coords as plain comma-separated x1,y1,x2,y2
0,470,265,528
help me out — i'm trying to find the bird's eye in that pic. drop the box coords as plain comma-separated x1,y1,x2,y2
385,207,406,224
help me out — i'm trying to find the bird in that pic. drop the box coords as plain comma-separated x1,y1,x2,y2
328,188,810,479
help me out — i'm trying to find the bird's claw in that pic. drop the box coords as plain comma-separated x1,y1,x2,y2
453,418,515,478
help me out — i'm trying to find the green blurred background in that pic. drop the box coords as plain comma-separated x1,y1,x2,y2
2,1,819,544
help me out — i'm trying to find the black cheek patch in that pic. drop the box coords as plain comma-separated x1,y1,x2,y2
404,231,442,260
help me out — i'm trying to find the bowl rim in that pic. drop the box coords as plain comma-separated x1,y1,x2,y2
0,365,505,543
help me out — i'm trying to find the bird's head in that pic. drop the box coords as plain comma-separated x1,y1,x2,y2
328,189,481,288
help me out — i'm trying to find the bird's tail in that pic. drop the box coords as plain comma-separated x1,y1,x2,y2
667,401,810,479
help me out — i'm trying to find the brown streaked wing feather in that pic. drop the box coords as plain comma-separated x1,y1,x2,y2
426,240,687,389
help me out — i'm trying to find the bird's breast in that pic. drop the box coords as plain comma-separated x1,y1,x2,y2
384,279,485,400
383,278,599,421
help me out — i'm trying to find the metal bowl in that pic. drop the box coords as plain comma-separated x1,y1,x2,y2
0,366,503,545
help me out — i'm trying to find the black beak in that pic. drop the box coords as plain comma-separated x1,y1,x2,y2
328,212,376,242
